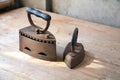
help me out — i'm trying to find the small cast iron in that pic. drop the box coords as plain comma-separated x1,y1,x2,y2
19,7,57,61
63,28,85,69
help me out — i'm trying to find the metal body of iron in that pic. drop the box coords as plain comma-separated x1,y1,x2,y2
63,28,85,69
19,7,57,61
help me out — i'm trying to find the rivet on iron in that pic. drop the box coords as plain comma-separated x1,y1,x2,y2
63,28,85,69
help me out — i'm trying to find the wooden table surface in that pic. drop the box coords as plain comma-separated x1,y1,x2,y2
0,7,120,80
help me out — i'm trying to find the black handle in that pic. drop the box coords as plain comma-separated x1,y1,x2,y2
27,7,51,21
26,7,51,33
71,28,78,52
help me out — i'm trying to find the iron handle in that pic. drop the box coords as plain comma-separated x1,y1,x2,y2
26,7,51,33
27,7,51,21
71,28,78,52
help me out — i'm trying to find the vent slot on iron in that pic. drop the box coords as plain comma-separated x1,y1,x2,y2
24,47,31,51
38,52,47,56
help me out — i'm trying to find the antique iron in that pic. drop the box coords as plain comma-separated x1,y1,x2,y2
63,28,85,69
19,7,57,61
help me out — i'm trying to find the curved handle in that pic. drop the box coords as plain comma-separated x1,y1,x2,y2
71,28,78,52
26,7,51,33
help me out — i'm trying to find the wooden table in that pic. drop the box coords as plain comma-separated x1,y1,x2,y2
0,7,120,80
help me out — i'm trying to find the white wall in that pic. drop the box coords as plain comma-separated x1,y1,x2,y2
22,0,46,10
53,0,120,28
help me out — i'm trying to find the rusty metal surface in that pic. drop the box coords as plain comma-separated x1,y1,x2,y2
19,7,57,61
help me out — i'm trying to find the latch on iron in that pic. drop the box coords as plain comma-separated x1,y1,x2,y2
19,7,57,61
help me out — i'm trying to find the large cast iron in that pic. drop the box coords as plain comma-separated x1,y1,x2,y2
19,7,57,61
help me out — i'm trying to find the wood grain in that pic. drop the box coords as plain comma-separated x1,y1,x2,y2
0,7,120,80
